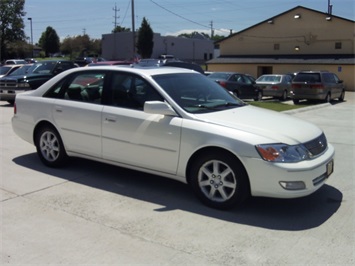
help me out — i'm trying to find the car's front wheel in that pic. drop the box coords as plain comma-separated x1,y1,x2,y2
189,151,250,209
35,125,67,167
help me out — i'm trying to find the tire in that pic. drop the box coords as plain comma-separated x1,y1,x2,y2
254,91,262,101
339,90,345,102
35,125,67,167
293,99,300,104
189,151,250,210
7,100,14,105
233,91,239,98
325,93,331,103
279,90,287,101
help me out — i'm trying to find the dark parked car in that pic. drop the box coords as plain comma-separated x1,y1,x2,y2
207,72,262,101
255,74,293,101
74,57,106,66
0,60,77,104
163,61,205,74
291,71,345,104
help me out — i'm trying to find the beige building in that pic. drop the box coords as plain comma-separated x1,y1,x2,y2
207,6,355,91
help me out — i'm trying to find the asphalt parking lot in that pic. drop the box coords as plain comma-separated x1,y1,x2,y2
1,94,354,265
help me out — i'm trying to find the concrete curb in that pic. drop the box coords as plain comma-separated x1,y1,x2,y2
282,102,331,114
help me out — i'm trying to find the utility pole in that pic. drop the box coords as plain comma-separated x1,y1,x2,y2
210,20,214,39
113,3,120,29
28,18,33,57
131,0,135,59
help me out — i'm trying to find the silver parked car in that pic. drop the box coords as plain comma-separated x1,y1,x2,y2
255,74,293,101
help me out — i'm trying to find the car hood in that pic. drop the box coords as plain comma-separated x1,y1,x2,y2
0,73,53,81
194,105,322,145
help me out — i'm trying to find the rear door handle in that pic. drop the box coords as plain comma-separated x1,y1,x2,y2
105,116,116,122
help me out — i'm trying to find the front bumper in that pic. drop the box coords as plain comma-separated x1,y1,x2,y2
243,143,335,198
0,89,27,101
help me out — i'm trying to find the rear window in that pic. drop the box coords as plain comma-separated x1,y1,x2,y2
257,75,281,82
293,73,321,83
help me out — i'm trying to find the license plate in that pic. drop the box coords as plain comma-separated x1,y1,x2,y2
327,160,334,177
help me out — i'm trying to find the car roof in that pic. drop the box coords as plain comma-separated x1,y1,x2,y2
63,65,200,76
35,60,73,63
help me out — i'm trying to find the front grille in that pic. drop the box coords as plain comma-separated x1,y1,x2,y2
304,133,327,157
0,80,17,88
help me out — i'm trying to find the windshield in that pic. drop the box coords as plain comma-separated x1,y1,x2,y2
8,65,32,76
0,66,11,75
152,73,246,113
207,72,232,80
26,62,56,74
256,75,281,82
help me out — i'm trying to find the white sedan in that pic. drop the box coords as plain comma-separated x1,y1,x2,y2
12,66,334,209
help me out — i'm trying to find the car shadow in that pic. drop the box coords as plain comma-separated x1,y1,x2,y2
0,102,14,107
13,153,342,231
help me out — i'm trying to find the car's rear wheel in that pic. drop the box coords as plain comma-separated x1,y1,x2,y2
339,90,345,102
189,151,250,209
7,100,14,105
279,90,287,101
254,91,262,101
293,99,300,104
35,125,67,167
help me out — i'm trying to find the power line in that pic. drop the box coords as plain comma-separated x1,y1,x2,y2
149,0,209,29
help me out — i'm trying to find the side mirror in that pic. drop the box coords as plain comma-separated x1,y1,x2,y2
144,101,177,116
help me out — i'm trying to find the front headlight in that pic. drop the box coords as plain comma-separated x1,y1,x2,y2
256,144,310,162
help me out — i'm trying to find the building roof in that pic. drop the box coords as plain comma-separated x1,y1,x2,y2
208,56,355,65
215,5,355,44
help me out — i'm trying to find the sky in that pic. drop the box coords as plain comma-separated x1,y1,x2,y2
24,0,354,44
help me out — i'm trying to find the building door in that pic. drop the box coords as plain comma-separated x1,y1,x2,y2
257,66,273,77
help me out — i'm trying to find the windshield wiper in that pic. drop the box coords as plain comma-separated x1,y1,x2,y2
213,102,244,108
193,104,218,110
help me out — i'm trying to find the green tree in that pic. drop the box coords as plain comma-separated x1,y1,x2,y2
136,17,153,59
178,31,209,39
60,35,101,59
0,0,26,61
112,25,131,33
38,26,60,57
211,34,225,42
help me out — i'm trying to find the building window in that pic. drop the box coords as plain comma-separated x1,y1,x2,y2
274,44,280,50
335,42,342,49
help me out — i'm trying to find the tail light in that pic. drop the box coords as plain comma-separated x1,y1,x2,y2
14,102,17,114
271,85,279,90
310,84,324,89
218,81,227,88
